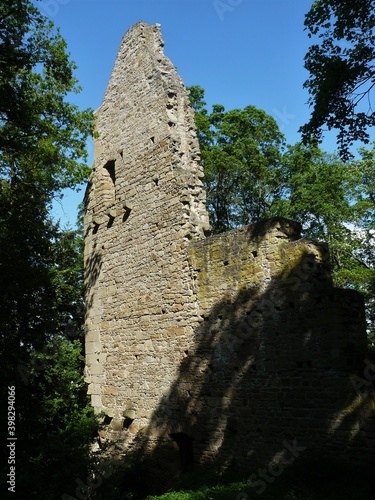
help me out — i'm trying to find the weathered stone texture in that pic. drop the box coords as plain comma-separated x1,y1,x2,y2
84,22,375,475
84,21,210,444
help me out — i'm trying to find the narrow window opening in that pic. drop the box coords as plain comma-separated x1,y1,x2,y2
92,223,99,235
150,136,155,144
123,207,132,223
123,417,134,429
170,432,194,473
104,160,116,186
103,415,113,426
153,178,159,186
107,216,114,228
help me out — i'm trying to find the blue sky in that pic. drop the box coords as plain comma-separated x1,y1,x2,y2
39,0,333,226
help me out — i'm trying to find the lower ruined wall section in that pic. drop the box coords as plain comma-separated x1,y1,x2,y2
91,217,375,473
181,217,374,467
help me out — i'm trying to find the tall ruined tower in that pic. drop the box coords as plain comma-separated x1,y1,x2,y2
84,21,210,431
85,22,374,477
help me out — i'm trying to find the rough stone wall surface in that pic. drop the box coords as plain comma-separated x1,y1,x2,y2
84,22,375,475
84,21,210,437
186,219,372,466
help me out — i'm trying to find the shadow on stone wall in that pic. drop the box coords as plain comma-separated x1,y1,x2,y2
126,237,374,490
84,229,103,310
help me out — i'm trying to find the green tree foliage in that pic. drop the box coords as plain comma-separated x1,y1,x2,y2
300,0,375,160
16,335,97,499
189,86,375,340
0,0,93,350
188,86,286,232
280,143,375,300
0,1,97,497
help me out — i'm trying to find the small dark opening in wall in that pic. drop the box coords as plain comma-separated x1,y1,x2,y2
92,223,99,235
153,178,159,186
252,250,258,258
107,216,114,228
170,432,194,473
123,417,134,429
150,136,155,144
103,415,113,426
123,208,132,223
104,160,116,185
223,260,229,266
184,350,189,356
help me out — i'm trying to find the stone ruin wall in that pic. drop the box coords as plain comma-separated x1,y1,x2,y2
84,21,210,439
84,22,375,473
